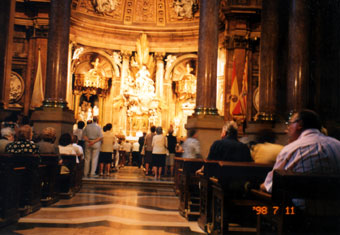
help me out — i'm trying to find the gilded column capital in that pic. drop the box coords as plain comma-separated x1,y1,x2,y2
121,50,132,60
155,52,165,61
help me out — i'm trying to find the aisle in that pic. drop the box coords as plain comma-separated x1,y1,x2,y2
0,167,205,235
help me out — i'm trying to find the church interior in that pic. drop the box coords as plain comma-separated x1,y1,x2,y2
1,0,340,234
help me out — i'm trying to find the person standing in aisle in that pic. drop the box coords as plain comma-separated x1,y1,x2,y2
83,116,103,177
152,126,167,180
166,128,177,177
144,126,156,175
98,123,115,176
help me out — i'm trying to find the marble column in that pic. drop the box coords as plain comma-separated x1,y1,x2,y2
186,0,224,158
74,91,81,120
286,0,311,112
120,51,131,95
259,0,280,120
43,0,72,107
98,95,104,126
155,53,165,99
31,0,74,142
194,0,219,115
119,51,131,134
0,0,15,110
155,52,165,127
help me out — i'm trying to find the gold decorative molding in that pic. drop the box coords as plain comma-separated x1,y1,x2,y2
157,0,166,26
124,0,134,24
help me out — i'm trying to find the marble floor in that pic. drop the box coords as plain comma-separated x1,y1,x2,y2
0,167,206,235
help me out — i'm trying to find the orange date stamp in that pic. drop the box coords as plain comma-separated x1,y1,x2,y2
252,206,296,215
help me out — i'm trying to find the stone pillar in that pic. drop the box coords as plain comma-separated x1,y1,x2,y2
66,42,74,110
155,53,165,99
43,0,72,107
0,0,15,110
118,51,131,134
286,0,311,112
31,0,74,141
259,0,281,120
194,0,219,115
155,52,165,127
186,0,224,158
98,95,104,125
74,91,81,120
120,51,131,94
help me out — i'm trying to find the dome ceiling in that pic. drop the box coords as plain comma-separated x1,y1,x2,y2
70,0,200,52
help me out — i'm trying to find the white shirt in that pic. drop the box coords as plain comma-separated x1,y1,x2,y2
132,142,140,152
72,143,83,163
264,129,340,193
123,142,132,152
152,134,167,154
59,145,76,155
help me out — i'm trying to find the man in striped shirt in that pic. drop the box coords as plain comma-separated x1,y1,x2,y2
261,109,340,193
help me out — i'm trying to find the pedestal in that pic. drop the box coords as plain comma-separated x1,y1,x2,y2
186,115,224,158
31,107,75,142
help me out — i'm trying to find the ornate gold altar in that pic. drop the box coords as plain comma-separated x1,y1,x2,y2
69,0,226,138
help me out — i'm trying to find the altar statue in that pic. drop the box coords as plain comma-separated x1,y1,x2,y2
136,65,155,94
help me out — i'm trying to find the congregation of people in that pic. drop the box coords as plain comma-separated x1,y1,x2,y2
1,109,340,187
0,113,184,180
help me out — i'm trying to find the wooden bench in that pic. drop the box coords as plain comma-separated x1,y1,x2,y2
39,154,60,206
174,157,184,195
210,161,273,234
178,158,204,220
251,170,340,234
7,154,43,216
197,160,220,233
0,155,21,227
59,154,77,199
75,157,84,193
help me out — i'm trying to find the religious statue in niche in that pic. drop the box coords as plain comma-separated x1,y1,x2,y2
172,0,199,19
92,0,118,14
112,51,121,78
72,46,84,60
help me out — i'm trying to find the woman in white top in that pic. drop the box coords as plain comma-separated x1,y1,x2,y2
99,124,115,176
58,133,77,155
152,126,167,180
58,133,76,174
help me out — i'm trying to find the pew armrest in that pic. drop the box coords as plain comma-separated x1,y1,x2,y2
250,189,272,201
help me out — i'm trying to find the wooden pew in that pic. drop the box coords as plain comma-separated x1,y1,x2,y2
59,154,77,198
252,170,340,234
210,161,273,234
39,154,60,206
75,157,84,193
174,157,184,195
197,160,220,233
0,155,21,227
178,158,204,220
7,154,42,216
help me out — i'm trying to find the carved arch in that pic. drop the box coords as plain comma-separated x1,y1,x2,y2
164,53,197,81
